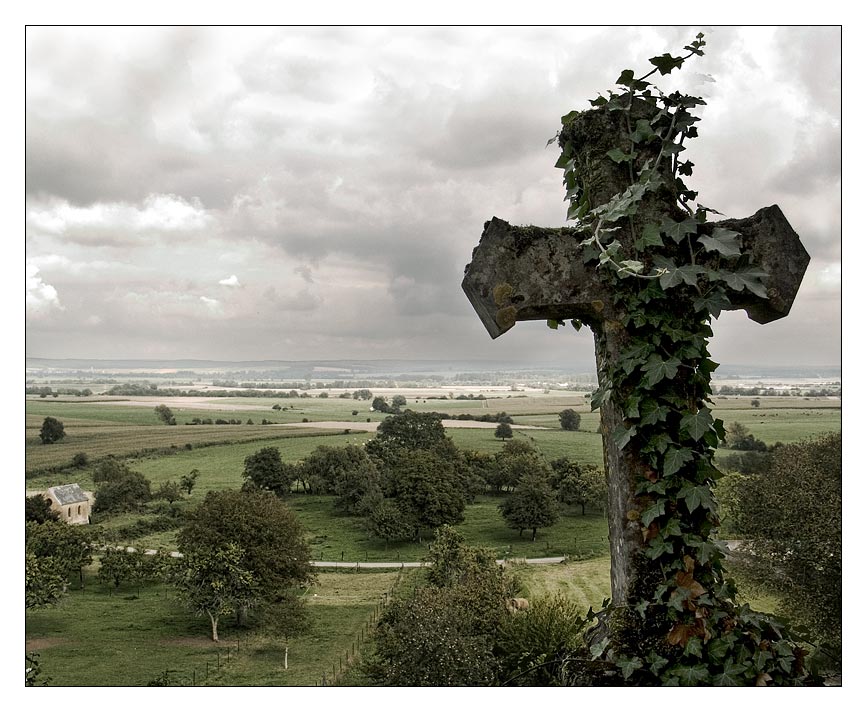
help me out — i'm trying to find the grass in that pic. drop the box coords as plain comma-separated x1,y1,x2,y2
25,568,401,686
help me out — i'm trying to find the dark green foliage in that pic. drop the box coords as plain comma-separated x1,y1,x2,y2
94,471,152,513
39,416,65,444
71,452,89,468
26,520,95,585
295,444,381,510
492,441,547,493
242,446,294,496
716,450,770,475
368,527,512,685
558,408,581,431
386,450,466,538
549,458,603,513
176,489,313,602
25,552,67,608
153,404,176,425
92,457,136,484
366,411,448,464
391,394,407,408
496,595,585,685
25,495,59,523
365,499,415,545
97,548,147,590
725,433,841,654
495,422,513,440
499,469,560,540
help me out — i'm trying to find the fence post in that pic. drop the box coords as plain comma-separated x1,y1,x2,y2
206,661,209,678
193,669,196,686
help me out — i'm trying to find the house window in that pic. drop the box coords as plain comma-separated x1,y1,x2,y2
68,508,71,517
77,505,81,515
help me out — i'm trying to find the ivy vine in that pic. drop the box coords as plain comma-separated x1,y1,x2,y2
549,34,820,686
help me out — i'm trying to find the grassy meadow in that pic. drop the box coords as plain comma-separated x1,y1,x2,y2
24,387,835,685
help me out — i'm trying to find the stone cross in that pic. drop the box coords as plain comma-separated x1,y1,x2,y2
462,106,809,607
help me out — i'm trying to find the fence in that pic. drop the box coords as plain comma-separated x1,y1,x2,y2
316,570,404,686
147,637,245,686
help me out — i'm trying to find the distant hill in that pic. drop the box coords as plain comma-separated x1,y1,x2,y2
25,357,839,381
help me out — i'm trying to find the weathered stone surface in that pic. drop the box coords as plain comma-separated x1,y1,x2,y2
462,206,809,338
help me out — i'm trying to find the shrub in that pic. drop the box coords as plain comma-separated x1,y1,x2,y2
71,452,89,468
39,417,65,444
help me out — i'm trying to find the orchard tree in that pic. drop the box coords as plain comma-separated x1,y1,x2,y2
25,495,59,524
495,422,513,441
97,548,146,591
172,544,258,642
264,595,311,669
39,416,65,444
242,446,293,496
366,411,449,464
499,470,560,540
558,408,581,431
391,394,407,408
25,553,67,609
177,489,313,623
493,441,549,492
26,520,95,587
155,480,184,504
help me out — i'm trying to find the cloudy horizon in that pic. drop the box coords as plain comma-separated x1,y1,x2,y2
25,26,842,368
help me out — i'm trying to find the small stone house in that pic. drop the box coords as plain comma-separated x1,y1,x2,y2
45,484,92,525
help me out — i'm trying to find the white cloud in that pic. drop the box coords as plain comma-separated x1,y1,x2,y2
26,262,62,317
27,193,212,244
219,274,240,287
200,296,221,310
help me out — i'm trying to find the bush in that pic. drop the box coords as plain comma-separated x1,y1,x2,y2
558,408,581,431
71,452,89,468
94,472,152,513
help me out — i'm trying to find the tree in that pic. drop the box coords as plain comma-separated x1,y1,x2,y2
176,489,313,621
180,469,200,495
154,404,176,425
558,408,581,431
92,457,137,484
499,470,560,540
172,543,258,641
724,433,841,655
548,458,593,514
391,394,407,408
366,499,415,546
155,480,184,504
94,471,152,513
26,520,95,587
750,398,761,408
368,527,512,686
25,552,67,609
97,548,146,591
25,495,59,524
495,422,513,441
367,411,448,461
263,595,311,668
493,442,548,493
386,450,466,540
352,389,373,400
39,416,65,444
71,452,89,468
371,396,391,413
295,444,381,505
242,446,293,496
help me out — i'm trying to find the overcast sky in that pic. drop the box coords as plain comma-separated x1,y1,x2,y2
24,26,841,368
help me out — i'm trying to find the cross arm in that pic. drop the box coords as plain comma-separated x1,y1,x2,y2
461,206,809,338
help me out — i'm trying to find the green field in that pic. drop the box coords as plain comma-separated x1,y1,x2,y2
26,568,402,687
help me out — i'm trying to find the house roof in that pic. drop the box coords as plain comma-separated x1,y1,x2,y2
47,483,89,505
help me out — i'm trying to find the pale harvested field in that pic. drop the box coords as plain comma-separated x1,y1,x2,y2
268,420,547,431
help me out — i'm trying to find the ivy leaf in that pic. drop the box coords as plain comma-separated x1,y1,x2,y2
630,119,655,144
617,657,644,681
707,636,733,664
547,319,564,330
570,319,582,332
561,110,580,125
589,637,609,660
663,447,693,477
606,147,635,164
684,636,704,659
671,664,710,685
613,425,637,450
722,268,769,299
698,228,742,257
677,484,714,514
694,540,720,565
712,662,748,686
640,400,669,426
660,216,699,243
678,160,694,176
650,53,685,75
679,407,715,440
641,499,666,527
635,223,664,251
647,535,674,560
616,69,635,86
655,256,704,290
641,353,681,387
692,291,731,318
